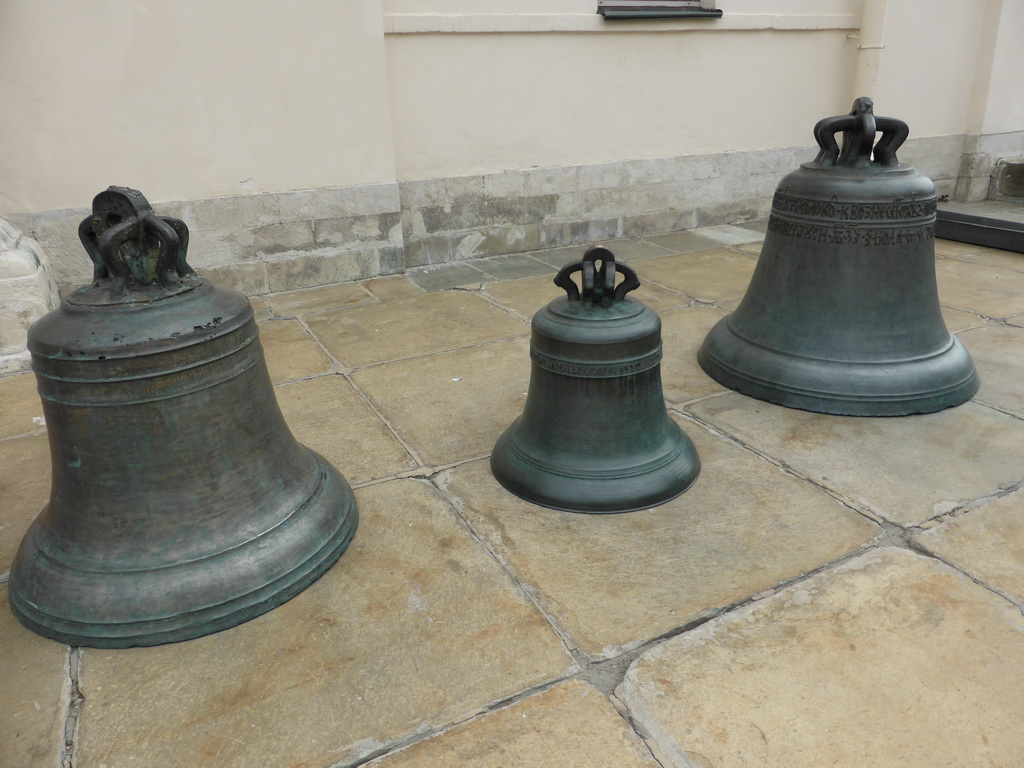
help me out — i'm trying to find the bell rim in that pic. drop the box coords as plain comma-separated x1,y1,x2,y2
698,322,980,416
7,452,358,648
491,424,701,514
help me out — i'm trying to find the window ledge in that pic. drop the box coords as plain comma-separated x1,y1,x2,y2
599,7,723,20
384,12,859,34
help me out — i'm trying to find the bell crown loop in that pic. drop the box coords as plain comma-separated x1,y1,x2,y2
811,97,910,170
554,246,640,307
78,186,197,301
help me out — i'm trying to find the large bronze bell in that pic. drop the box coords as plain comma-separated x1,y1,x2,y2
8,187,358,647
491,246,700,513
699,98,979,415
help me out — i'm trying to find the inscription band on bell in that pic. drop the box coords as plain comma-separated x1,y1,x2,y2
529,346,662,378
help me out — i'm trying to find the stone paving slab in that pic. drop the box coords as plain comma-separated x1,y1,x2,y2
406,263,488,292
948,247,1024,273
688,394,1024,525
258,318,334,384
473,253,554,281
367,680,658,768
75,479,574,768
934,238,1003,258
618,548,1024,768
660,306,730,403
353,337,531,467
0,373,44,441
248,296,273,321
943,305,987,332
362,275,424,301
957,323,1024,417
692,224,765,246
265,280,374,317
631,249,757,305
439,419,879,659
0,433,49,572
914,488,1024,609
275,374,418,483
306,291,527,368
641,231,722,255
0,593,67,768
935,258,1024,318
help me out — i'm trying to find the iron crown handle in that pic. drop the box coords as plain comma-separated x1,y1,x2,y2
78,186,194,294
812,97,908,169
554,245,640,306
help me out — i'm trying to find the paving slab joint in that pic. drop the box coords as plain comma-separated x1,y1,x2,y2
60,647,84,768
430,475,583,660
336,676,571,768
972,398,1024,424
905,539,1024,617
576,646,646,697
674,408,888,526
340,370,428,469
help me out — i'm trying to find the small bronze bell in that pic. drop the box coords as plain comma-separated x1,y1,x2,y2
8,187,358,647
491,246,700,513
699,98,979,415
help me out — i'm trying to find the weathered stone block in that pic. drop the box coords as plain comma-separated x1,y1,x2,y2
277,183,401,221
992,157,1024,200
404,235,455,267
313,212,401,248
198,260,270,296
554,191,586,219
7,208,90,291
620,209,697,238
582,188,655,219
254,221,315,256
379,244,406,275
577,161,632,191
526,166,581,196
483,169,531,200
420,195,558,235
265,248,379,292
450,225,540,261
399,177,448,210
188,193,281,231
445,174,487,204
696,198,763,227
189,228,258,267
539,218,620,249
665,153,716,182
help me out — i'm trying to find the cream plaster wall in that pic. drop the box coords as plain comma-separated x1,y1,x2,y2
385,28,858,180
0,0,398,214
979,0,1024,136
2,0,1020,214
866,0,993,138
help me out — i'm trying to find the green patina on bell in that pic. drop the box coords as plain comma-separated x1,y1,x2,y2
699,98,978,416
491,245,700,513
8,186,358,648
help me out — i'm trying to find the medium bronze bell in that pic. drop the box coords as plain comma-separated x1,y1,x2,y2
491,246,700,513
699,98,979,415
8,187,358,647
